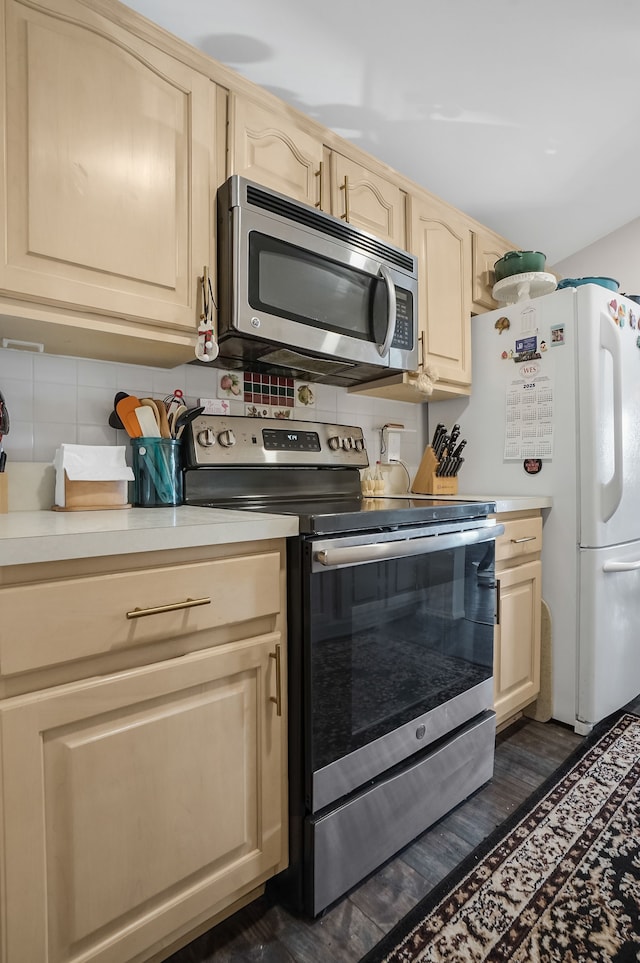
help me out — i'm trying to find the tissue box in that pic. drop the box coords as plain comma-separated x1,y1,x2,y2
53,445,134,511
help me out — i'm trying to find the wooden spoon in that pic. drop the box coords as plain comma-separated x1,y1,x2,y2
153,399,172,439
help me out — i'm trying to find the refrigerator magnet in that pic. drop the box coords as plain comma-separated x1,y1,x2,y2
523,458,543,475
550,324,565,345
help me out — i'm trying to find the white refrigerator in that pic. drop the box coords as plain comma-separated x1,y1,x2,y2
429,284,640,733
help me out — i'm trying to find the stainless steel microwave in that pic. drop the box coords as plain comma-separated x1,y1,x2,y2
215,176,419,386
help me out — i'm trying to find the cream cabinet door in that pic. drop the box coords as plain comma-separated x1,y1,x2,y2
229,93,323,207
410,193,472,389
1,0,214,331
0,635,286,963
329,151,406,248
472,229,516,311
494,559,542,726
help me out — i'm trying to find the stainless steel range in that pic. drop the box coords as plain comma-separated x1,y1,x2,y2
182,415,503,916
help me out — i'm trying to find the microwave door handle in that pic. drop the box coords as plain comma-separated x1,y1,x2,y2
377,263,397,358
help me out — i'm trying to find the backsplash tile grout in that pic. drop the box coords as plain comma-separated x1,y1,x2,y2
0,347,427,474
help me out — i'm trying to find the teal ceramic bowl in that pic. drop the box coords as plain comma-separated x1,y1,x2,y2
494,250,546,282
557,277,619,292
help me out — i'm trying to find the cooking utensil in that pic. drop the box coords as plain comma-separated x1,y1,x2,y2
108,391,129,431
494,250,546,282
152,399,172,438
173,405,205,439
168,404,187,439
115,396,143,438
557,277,619,292
135,404,162,437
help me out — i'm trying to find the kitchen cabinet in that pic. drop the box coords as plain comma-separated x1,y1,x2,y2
327,150,406,248
228,92,324,207
228,90,406,247
0,539,288,963
0,0,218,367
471,227,517,312
348,189,472,403
493,511,542,728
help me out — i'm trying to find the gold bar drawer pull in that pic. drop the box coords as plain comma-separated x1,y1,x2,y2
510,536,537,543
270,643,283,716
126,597,212,619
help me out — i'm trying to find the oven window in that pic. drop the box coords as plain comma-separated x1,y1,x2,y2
248,232,388,344
309,541,496,773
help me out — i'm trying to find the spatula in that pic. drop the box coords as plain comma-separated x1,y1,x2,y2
116,396,143,437
135,404,162,437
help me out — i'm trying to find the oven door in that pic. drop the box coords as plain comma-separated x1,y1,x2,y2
302,520,503,813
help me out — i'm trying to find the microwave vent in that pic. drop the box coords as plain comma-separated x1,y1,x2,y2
258,348,356,377
246,184,414,274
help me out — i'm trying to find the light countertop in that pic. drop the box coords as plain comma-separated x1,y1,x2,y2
0,506,299,567
383,493,553,513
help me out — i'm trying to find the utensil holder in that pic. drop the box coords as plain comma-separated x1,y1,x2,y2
132,438,183,507
411,446,458,495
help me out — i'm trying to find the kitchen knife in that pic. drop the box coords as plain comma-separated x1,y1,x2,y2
431,423,446,453
436,433,450,460
451,439,467,460
448,424,461,449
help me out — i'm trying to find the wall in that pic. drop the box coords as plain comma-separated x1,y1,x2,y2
0,346,427,505
552,217,640,294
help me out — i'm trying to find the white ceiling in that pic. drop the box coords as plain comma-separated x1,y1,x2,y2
124,0,640,264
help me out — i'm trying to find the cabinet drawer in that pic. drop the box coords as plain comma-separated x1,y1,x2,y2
495,516,542,563
0,552,281,677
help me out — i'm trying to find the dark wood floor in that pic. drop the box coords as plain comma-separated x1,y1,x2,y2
167,695,640,963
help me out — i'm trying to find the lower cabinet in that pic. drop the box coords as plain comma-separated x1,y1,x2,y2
493,511,543,727
0,541,288,963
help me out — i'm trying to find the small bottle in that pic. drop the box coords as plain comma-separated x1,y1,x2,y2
361,470,374,497
373,463,385,496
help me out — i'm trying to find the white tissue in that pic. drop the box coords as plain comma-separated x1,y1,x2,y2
54,445,134,507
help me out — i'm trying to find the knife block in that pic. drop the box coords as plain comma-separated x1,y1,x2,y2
411,446,458,496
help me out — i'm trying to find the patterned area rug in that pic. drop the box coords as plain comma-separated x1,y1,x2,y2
361,711,640,963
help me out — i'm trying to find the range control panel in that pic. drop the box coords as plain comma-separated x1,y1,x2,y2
182,415,369,469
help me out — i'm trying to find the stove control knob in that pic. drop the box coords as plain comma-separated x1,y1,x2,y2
218,429,236,448
328,436,341,451
354,438,365,452
342,436,354,451
197,428,216,447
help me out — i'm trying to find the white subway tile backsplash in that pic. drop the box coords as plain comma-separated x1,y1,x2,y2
34,381,77,423
0,347,427,470
77,385,118,425
33,421,77,462
0,347,34,381
3,421,34,461
33,353,78,385
77,359,118,388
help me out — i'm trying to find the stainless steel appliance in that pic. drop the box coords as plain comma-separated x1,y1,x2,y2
215,176,419,386
182,415,502,916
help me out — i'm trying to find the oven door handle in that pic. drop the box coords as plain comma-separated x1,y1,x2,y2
377,263,397,358
314,524,504,569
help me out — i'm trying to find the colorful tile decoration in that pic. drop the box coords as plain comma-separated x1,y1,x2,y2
216,371,318,417
243,372,295,407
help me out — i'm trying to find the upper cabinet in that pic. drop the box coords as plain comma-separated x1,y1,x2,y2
327,151,406,248
347,189,472,403
228,91,406,248
410,192,472,391
471,227,517,312
228,93,323,207
0,0,217,365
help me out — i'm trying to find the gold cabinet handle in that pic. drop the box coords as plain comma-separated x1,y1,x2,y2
510,536,536,544
126,597,211,619
315,161,323,209
269,643,282,716
340,174,350,222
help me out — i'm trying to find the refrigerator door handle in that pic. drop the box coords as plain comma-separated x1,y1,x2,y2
603,560,640,572
600,313,623,522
